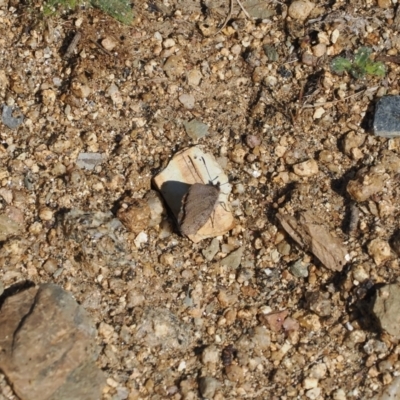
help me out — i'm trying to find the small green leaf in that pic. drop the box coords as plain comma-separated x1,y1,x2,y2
365,61,386,77
331,57,353,74
354,47,372,69
349,65,365,79
90,0,134,24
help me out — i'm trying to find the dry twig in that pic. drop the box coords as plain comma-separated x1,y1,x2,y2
215,0,252,35
301,86,379,109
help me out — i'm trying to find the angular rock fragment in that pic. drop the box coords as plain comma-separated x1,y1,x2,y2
276,210,348,271
76,152,105,170
374,96,400,138
367,238,392,266
183,119,208,140
372,284,400,339
0,283,105,400
117,197,151,234
346,166,387,202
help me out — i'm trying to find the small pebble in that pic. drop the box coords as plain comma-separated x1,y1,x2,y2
2,105,24,129
288,0,315,21
117,198,151,234
183,119,208,139
198,377,220,398
71,81,91,98
312,43,326,57
179,93,195,109
201,345,220,365
187,69,202,86
220,246,244,270
163,38,175,48
39,207,54,221
76,153,104,170
202,238,220,261
290,259,309,278
313,107,325,119
245,134,261,149
373,284,400,340
107,83,123,107
347,168,386,202
367,238,391,266
101,36,118,51
134,231,148,248
293,159,319,177
163,55,185,78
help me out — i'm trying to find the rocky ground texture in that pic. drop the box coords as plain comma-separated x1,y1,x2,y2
1,0,400,399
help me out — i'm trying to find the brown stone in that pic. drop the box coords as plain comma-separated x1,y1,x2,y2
0,283,105,400
117,197,151,234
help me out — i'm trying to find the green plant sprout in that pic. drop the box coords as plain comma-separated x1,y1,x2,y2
42,0,134,24
331,47,386,79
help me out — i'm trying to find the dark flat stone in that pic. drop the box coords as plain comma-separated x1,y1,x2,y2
374,96,400,138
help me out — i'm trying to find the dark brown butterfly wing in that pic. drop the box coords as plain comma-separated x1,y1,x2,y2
178,183,220,236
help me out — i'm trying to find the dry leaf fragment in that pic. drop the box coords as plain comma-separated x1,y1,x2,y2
276,210,348,272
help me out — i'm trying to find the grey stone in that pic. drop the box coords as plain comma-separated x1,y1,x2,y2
2,105,24,129
0,283,105,400
183,119,209,140
221,246,244,269
76,152,105,170
198,376,220,398
133,307,192,352
306,291,332,317
373,283,400,339
202,238,220,261
243,0,276,19
61,208,134,269
374,96,400,138
290,258,309,278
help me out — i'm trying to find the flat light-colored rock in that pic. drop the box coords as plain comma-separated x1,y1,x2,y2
153,146,235,243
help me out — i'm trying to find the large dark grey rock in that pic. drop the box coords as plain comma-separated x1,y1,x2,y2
0,283,105,400
374,96,400,138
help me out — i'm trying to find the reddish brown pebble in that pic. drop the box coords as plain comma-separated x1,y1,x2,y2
260,310,289,332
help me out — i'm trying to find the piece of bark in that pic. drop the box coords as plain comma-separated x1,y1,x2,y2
276,210,348,272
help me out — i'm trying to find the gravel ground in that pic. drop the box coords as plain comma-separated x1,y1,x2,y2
1,0,400,399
